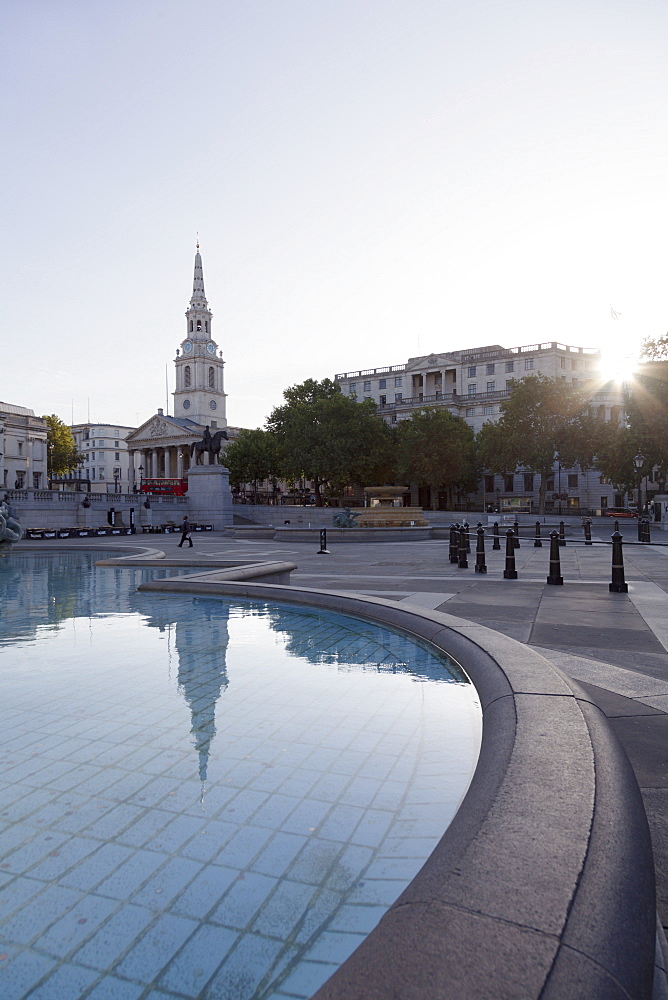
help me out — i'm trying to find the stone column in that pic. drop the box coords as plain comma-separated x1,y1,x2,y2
164,448,171,478
128,450,136,490
152,449,159,479
177,448,184,478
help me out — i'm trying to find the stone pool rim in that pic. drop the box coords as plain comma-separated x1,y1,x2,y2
132,573,658,999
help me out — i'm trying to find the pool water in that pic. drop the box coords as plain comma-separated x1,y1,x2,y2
0,552,481,1000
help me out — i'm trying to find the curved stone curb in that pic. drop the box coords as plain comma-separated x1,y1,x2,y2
128,578,657,998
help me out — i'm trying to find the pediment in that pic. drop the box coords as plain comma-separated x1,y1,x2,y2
127,414,200,444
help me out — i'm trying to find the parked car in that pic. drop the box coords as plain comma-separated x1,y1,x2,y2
603,507,638,518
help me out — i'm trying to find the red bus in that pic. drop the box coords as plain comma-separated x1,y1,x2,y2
140,478,188,496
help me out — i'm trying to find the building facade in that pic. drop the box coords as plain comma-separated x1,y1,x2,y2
336,341,626,512
0,402,48,491
71,422,136,494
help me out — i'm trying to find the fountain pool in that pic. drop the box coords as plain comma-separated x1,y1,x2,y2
0,552,481,1000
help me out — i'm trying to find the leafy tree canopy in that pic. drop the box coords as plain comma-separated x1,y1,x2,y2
42,414,81,478
396,407,478,509
477,375,596,513
639,333,668,362
223,429,279,490
266,379,394,503
624,360,668,490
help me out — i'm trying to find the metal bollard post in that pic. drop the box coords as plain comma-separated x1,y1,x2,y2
513,518,520,548
475,526,487,574
559,520,566,547
645,519,652,543
463,521,471,552
614,519,619,534
503,528,518,579
583,519,592,545
609,531,628,593
546,530,564,585
534,520,542,548
449,523,459,563
458,525,469,568
492,521,501,550
637,518,643,543
317,528,330,554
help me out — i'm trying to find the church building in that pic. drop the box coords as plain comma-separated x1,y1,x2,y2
126,245,236,485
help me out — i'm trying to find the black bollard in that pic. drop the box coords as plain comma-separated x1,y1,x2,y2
513,518,520,548
492,521,501,550
449,523,459,563
317,528,330,554
503,528,518,579
458,525,468,568
609,530,628,593
637,517,643,543
534,520,542,548
559,520,566,547
475,526,487,574
645,519,652,543
614,519,619,534
463,521,471,552
583,519,592,545
547,530,563,585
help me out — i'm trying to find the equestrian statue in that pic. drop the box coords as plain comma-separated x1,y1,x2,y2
190,426,229,466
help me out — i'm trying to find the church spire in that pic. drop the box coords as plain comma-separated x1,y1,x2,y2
191,241,208,308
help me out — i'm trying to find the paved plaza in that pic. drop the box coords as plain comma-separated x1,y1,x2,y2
11,522,668,941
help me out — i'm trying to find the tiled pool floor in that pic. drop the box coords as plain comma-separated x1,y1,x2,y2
0,554,481,999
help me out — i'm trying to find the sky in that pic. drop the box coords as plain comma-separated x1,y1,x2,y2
2,0,668,431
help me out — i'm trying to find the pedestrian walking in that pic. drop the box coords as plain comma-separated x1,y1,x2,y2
178,516,193,548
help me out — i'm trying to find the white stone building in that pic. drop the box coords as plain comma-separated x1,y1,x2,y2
336,341,626,512
70,422,137,494
0,402,48,491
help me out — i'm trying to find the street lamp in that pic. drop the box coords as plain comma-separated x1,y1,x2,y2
634,452,645,513
138,465,144,492
113,470,120,494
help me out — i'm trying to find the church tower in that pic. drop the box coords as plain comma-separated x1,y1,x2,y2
173,244,227,428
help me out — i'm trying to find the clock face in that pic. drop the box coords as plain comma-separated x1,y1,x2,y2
209,400,217,410
206,342,216,355
183,399,191,410
183,341,193,354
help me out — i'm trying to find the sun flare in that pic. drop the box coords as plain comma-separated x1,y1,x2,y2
597,345,639,384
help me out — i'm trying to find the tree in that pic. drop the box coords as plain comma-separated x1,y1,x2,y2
395,407,479,510
591,421,638,497
42,414,81,480
639,333,668,362
223,429,280,497
623,360,668,492
477,375,596,514
267,379,394,503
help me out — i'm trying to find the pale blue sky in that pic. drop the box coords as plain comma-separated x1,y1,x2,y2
2,0,667,429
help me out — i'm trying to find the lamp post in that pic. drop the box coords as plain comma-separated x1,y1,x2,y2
634,452,645,513
138,464,144,492
113,470,120,495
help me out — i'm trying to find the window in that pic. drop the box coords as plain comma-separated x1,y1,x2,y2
208,366,215,388
16,471,25,488
115,452,120,461
505,361,514,373
91,468,95,478
364,396,372,402
391,414,397,423
486,381,495,393
525,358,534,370
379,378,386,389
524,473,533,491
485,475,495,492
363,380,371,391
17,441,23,456
189,320,193,332
114,467,121,477
114,440,119,447
379,395,386,405
601,497,608,509
503,475,514,492
99,469,105,479
466,407,476,416
599,474,610,485
560,357,566,369
395,392,403,402
205,321,209,333
546,479,554,491
482,405,493,415
568,474,578,488
394,376,403,387
196,319,202,331
468,366,477,377
506,380,513,389
349,384,357,395
91,452,95,461
468,384,477,396
184,365,192,388
486,363,495,375
33,473,40,489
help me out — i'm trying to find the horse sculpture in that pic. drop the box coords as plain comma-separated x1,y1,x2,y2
190,428,228,466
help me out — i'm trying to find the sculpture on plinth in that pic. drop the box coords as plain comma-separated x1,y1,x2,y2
190,428,229,465
0,495,21,552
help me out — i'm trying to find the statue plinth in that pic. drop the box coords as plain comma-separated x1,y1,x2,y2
186,465,233,529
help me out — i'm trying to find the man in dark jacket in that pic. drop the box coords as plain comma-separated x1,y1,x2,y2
178,516,193,548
